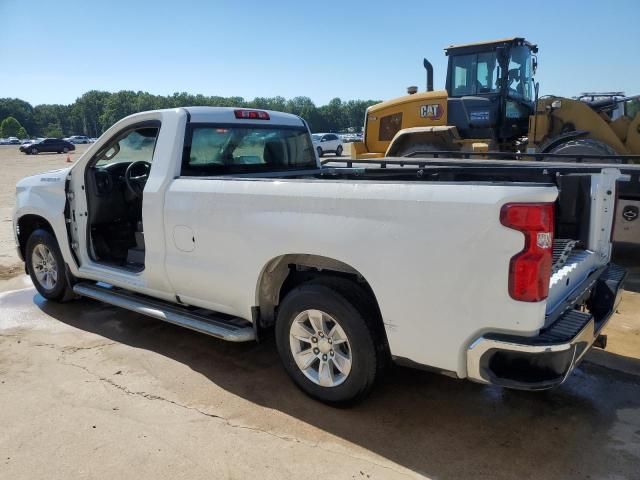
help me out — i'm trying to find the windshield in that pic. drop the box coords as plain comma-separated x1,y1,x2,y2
311,134,322,141
183,125,316,175
506,46,534,101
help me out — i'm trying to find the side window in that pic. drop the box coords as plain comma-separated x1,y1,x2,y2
95,125,160,167
451,53,500,96
452,54,473,96
454,66,468,93
625,99,640,119
476,52,499,93
379,112,403,141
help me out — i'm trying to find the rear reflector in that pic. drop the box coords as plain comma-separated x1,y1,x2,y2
234,109,270,120
500,203,555,302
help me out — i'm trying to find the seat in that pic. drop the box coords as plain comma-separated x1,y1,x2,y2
263,140,286,166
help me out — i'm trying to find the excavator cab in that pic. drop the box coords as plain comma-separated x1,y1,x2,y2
443,37,537,145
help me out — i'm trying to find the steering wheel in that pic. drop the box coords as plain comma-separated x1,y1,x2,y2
124,161,151,198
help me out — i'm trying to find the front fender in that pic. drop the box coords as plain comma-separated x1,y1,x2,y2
14,168,74,268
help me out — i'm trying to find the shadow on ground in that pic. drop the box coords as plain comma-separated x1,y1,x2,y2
37,294,640,480
613,242,640,292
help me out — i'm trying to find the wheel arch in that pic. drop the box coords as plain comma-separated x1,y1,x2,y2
538,130,589,153
255,253,386,337
16,214,55,261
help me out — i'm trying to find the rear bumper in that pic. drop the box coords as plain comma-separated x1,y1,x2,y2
467,263,627,390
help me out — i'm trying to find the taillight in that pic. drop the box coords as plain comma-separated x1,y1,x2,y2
500,203,555,302
234,109,270,120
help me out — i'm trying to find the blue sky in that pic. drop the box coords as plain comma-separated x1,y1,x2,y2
1,0,638,106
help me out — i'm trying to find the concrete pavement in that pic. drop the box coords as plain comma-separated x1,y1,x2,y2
1,276,639,479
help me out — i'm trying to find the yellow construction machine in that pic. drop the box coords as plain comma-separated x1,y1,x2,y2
351,37,640,162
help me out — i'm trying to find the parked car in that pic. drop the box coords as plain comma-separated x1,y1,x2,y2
65,135,90,144
6,137,21,145
19,138,75,155
13,107,630,404
312,133,343,157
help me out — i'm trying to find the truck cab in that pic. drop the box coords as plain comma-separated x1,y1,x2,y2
444,37,536,147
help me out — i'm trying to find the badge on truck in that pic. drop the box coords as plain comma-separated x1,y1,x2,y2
420,104,443,120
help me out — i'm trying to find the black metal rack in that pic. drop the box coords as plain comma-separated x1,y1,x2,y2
320,152,640,200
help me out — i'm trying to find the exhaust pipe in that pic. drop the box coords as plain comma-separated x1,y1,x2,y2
423,58,434,92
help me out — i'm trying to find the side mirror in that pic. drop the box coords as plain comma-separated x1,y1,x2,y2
532,55,538,75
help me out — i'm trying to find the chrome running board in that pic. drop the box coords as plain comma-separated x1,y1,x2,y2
73,282,255,342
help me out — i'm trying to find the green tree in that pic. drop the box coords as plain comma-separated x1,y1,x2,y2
73,90,112,137
318,98,349,132
0,99,34,133
43,122,63,138
0,90,378,137
0,116,25,137
17,126,28,138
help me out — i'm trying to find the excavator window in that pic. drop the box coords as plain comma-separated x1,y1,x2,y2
625,99,640,119
506,46,534,101
450,52,500,97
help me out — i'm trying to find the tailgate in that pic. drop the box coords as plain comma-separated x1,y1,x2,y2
546,168,621,320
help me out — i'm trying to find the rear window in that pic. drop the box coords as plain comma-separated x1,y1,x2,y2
181,124,317,176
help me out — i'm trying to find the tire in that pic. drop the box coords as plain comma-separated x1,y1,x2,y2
335,145,343,157
316,146,323,158
26,229,74,302
275,279,385,405
544,138,620,163
62,147,69,153
30,147,38,155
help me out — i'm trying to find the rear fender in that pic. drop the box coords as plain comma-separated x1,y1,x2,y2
385,126,461,157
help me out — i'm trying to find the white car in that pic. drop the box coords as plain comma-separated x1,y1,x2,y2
312,133,343,157
66,135,90,144
13,107,629,404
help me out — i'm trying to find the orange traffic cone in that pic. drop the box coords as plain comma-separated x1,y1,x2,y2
66,154,72,163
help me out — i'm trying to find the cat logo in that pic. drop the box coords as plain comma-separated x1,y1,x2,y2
420,104,443,120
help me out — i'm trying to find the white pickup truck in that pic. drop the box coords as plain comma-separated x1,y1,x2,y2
14,107,627,404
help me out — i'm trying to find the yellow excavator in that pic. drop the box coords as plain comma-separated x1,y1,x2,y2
351,37,640,162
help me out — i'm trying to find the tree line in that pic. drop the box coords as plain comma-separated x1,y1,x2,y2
0,91,380,139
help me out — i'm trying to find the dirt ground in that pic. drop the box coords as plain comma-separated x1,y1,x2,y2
1,143,639,479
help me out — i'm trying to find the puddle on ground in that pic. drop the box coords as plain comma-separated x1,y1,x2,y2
0,277,67,331
0,274,32,293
